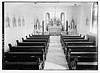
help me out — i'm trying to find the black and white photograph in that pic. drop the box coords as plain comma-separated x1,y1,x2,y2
1,0,99,72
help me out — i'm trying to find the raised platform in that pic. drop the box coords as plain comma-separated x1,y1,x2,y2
48,24,62,36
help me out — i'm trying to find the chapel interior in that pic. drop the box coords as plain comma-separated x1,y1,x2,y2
2,1,98,70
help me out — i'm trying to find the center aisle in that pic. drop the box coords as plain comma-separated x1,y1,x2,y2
44,36,69,70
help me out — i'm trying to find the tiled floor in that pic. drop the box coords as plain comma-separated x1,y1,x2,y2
44,36,69,70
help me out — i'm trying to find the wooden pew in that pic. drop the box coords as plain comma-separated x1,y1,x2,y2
16,40,48,53
22,38,47,42
3,62,40,70
66,46,97,70
76,62,98,70
60,36,89,52
3,54,40,70
4,52,39,62
61,34,98,70
27,37,49,39
30,35,49,38
26,35,50,43
8,44,46,61
22,38,49,47
70,54,97,62
4,34,49,70
68,57,97,70
66,46,97,58
27,36,49,39
66,46,97,57
61,36,90,54
61,35,81,37
67,46,97,52
68,52,97,70
70,52,97,58
9,46,45,52
62,37,85,39
9,44,45,52
64,39,89,42
5,52,45,62
16,41,46,46
61,39,89,54
65,42,94,46
61,34,86,39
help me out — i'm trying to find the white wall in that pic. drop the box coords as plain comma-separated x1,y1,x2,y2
4,3,35,52
77,3,93,36
4,3,90,52
5,3,26,52
32,5,81,31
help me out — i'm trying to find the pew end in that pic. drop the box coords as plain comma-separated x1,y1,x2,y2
83,35,85,39
16,40,19,44
29,34,31,37
22,38,24,41
38,58,44,70
67,49,71,62
8,44,12,48
87,38,89,41
68,57,78,70
26,36,28,39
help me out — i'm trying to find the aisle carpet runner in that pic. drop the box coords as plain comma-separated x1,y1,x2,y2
44,36,69,70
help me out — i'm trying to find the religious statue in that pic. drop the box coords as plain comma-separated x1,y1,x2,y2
18,16,21,27
12,14,17,27
6,13,10,28
71,19,75,29
22,16,25,26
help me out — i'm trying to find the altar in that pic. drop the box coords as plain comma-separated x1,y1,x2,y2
47,18,63,35
48,24,62,35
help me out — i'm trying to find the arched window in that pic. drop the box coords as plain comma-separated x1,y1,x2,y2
90,2,98,33
46,12,50,24
61,12,65,21
61,12,65,30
